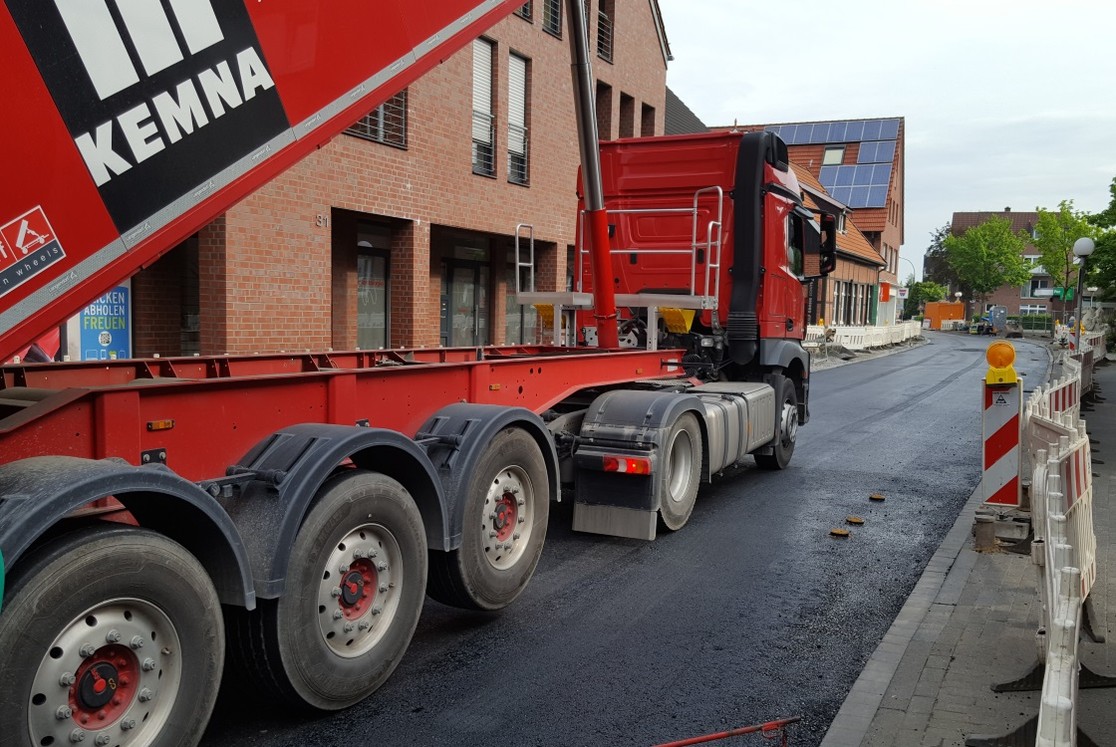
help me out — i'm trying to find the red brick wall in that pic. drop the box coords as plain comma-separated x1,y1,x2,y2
185,2,667,354
132,242,190,357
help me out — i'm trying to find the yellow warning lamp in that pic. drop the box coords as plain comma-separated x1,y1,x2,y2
985,341,1017,384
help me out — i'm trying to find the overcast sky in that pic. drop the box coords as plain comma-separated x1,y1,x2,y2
656,0,1116,281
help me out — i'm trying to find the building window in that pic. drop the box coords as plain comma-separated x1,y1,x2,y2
1020,304,1046,315
472,39,495,177
1027,277,1050,298
357,230,390,350
542,0,561,37
508,53,529,185
641,103,655,136
515,2,532,21
346,90,408,148
822,146,844,166
597,0,614,62
595,81,612,140
619,92,634,138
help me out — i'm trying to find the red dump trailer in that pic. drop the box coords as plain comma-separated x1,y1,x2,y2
0,1,835,744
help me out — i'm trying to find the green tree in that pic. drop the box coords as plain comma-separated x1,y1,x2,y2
1086,178,1116,301
942,216,1031,308
902,280,946,318
1033,201,1098,321
923,223,964,291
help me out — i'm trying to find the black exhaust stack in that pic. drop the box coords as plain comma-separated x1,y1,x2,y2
728,131,787,365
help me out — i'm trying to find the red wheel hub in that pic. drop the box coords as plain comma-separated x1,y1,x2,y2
493,493,517,542
339,559,377,619
69,644,137,726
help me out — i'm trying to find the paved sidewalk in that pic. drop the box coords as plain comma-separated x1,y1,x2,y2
822,353,1116,746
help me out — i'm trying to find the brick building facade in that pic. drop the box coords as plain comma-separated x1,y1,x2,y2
132,2,670,357
949,209,1057,317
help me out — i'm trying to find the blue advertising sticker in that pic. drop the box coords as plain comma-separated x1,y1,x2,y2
80,285,130,360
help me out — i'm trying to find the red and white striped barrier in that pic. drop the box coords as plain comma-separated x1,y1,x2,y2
983,381,1022,507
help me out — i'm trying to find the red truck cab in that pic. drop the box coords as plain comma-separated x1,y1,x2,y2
573,129,836,386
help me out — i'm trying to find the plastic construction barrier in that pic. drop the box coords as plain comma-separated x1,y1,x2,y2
976,339,1112,746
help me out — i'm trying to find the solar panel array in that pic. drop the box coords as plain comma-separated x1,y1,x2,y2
766,118,900,208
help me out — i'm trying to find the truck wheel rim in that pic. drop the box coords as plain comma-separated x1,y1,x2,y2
28,599,183,746
780,401,798,445
317,523,402,658
667,428,694,502
482,466,533,571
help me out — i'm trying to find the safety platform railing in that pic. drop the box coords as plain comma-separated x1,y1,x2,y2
512,187,724,347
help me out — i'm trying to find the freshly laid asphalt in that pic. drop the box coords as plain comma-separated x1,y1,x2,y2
820,333,1116,747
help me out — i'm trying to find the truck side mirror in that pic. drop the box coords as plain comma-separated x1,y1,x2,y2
818,213,837,275
802,212,838,279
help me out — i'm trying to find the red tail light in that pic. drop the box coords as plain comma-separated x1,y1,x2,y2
602,455,652,475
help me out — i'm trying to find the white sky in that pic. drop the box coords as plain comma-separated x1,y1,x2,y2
656,0,1116,281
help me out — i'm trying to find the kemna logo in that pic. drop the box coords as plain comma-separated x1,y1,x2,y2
56,0,276,187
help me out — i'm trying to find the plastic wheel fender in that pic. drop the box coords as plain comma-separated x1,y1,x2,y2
225,423,446,600
416,403,559,550
0,456,254,608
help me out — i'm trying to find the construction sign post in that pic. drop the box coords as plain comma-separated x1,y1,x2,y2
983,342,1022,507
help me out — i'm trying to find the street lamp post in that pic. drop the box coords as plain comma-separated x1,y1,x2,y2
895,256,918,321
1073,237,1095,351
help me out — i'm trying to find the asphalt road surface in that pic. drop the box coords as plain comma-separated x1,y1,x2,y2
201,331,1051,747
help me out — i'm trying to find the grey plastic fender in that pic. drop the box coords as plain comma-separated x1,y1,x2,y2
224,423,446,599
416,403,559,549
759,338,810,372
0,456,255,608
573,389,706,540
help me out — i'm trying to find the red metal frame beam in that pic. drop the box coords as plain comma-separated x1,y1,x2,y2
0,348,686,481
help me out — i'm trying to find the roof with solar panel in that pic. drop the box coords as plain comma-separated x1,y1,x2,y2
765,118,900,209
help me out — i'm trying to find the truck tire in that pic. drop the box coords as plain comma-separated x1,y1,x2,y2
428,427,548,610
658,412,702,531
230,471,426,710
755,376,797,470
0,525,223,747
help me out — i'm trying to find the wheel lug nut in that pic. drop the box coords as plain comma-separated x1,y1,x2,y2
516,498,525,506
121,719,136,731
104,629,121,644
69,729,86,743
489,531,498,539
95,734,112,746
60,672,76,687
138,688,153,703
56,705,73,720
129,635,144,650
378,585,388,593
331,587,342,598
339,565,349,574
142,658,156,672
343,622,355,633
358,621,370,631
79,644,97,658
332,610,343,620
518,516,525,524
377,563,387,572
372,606,382,616
513,534,520,541
352,550,364,560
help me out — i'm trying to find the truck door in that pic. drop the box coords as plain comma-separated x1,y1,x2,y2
762,195,806,339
